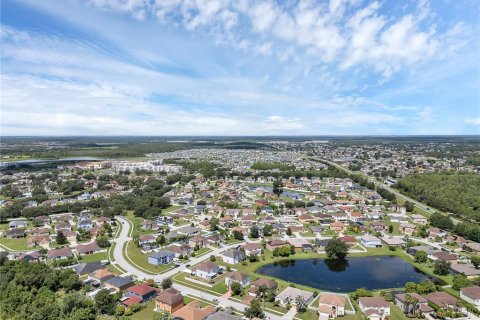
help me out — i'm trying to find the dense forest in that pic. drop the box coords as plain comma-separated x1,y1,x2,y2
394,173,480,222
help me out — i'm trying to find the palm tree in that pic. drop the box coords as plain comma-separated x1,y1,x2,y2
404,294,419,316
256,285,268,308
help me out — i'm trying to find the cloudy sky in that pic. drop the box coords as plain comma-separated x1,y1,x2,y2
1,0,479,136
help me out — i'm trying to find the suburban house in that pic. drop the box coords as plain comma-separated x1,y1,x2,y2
76,242,102,255
138,234,157,249
358,297,391,320
104,276,135,292
189,235,208,248
394,293,433,315
222,249,246,264
424,292,459,310
411,214,428,225
89,268,115,283
77,219,93,230
55,222,72,232
399,223,416,235
224,271,250,288
330,222,344,232
9,220,28,229
166,244,193,257
266,239,287,251
155,287,185,313
460,286,480,307
140,219,160,230
248,278,278,297
192,262,220,279
317,293,346,319
241,243,261,256
124,283,157,302
275,287,314,306
6,228,25,239
47,247,73,260
148,251,175,265
430,251,458,264
206,310,242,320
27,235,50,247
172,300,215,320
360,235,382,248
73,261,104,275
381,237,405,247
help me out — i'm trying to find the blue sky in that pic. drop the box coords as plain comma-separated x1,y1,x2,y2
1,0,479,136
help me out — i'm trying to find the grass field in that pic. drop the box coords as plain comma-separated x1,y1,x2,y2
0,236,29,251
125,241,174,274
78,251,108,263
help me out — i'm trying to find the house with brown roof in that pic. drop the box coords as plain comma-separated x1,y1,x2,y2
76,242,102,255
330,222,344,232
266,239,286,251
298,214,315,224
172,300,215,320
394,292,433,315
460,286,480,307
89,268,115,283
241,243,261,256
358,297,390,320
6,228,25,239
125,283,157,302
27,235,50,247
424,292,458,309
166,244,192,257
318,293,346,319
430,251,458,264
224,271,250,288
399,223,416,235
249,278,278,296
47,247,73,260
155,287,185,313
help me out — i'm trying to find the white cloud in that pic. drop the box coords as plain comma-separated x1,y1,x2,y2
465,117,480,125
81,0,466,76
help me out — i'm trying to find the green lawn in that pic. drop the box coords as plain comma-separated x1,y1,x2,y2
78,252,108,263
125,241,173,274
389,304,408,320
128,300,155,320
195,247,212,257
0,236,29,251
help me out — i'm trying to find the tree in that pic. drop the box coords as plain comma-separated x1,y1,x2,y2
405,282,417,293
414,251,427,263
94,289,116,315
249,225,260,239
233,230,244,240
210,218,219,231
244,299,264,319
0,251,8,266
262,224,273,236
325,238,348,261
433,260,451,275
230,281,242,295
161,278,173,289
96,236,111,248
471,256,480,268
405,201,415,212
295,296,307,313
351,288,373,300
256,285,268,307
156,235,166,246
429,213,454,230
286,228,292,236
452,274,472,290
210,255,216,262
388,225,394,233
404,294,419,316
56,230,67,245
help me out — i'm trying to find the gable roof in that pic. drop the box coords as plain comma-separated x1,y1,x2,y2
127,283,156,296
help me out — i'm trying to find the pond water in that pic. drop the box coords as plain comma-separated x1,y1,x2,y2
256,256,438,292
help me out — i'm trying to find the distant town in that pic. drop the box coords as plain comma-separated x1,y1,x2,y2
1,137,479,320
